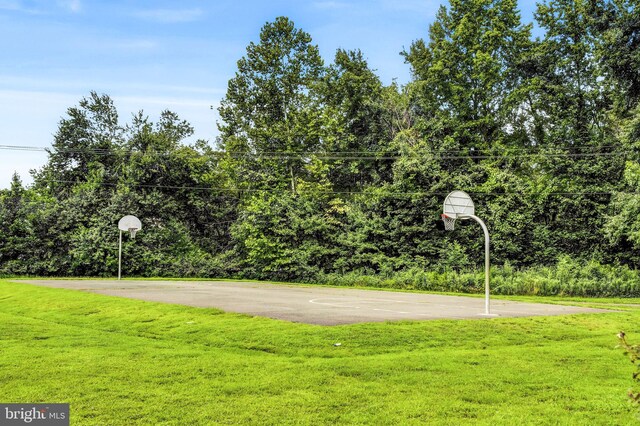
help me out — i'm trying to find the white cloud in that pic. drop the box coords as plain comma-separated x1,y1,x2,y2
57,0,81,13
0,0,82,14
0,0,42,14
134,8,204,24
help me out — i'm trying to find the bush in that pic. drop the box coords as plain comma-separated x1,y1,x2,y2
317,256,640,297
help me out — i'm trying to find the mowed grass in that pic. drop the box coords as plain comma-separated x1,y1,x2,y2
1,280,639,425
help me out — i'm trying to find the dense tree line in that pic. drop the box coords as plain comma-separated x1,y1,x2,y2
1,1,640,286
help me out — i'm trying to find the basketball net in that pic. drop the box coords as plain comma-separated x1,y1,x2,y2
441,214,456,231
129,228,138,239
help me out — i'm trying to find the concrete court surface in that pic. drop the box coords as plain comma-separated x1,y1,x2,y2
18,279,611,326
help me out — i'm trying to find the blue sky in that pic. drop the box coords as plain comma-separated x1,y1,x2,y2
0,0,538,188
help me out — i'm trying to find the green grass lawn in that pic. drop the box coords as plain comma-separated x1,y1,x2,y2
1,279,639,425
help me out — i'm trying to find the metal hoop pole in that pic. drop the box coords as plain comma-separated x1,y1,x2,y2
118,230,122,281
466,215,491,315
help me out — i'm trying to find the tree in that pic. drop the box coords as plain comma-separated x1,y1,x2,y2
400,0,539,266
0,173,72,275
403,0,532,150
229,183,347,281
589,0,640,112
217,16,325,193
21,93,234,277
588,1,640,267
320,49,392,191
526,0,625,259
33,92,124,197
532,0,611,146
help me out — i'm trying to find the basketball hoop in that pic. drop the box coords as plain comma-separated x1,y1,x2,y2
441,191,496,317
117,215,142,280
441,214,456,231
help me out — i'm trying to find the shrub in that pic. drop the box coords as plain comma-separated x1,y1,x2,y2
317,257,640,297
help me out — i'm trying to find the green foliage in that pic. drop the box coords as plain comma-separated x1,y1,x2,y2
403,0,532,149
2,8,640,285
605,162,640,253
320,49,392,191
217,16,324,193
0,93,234,277
32,92,124,196
230,187,347,281
319,256,640,297
590,0,640,111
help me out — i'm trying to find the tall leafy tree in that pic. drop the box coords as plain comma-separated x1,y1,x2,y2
590,1,640,267
33,92,124,197
532,0,610,146
218,16,325,193
22,93,234,277
229,186,347,281
589,0,640,112
320,49,392,191
400,0,536,266
526,0,624,259
404,0,532,150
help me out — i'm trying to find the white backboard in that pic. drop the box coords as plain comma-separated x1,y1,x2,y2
443,191,475,219
118,215,142,232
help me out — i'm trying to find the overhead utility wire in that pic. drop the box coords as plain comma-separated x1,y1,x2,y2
0,144,629,160
0,143,625,155
45,179,630,197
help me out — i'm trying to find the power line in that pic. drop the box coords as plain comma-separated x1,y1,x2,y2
0,143,624,154
0,144,630,161
41,179,628,197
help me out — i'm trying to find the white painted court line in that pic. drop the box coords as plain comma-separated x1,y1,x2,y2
309,298,362,309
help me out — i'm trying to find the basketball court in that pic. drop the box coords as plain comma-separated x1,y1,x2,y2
18,279,610,325
18,191,608,325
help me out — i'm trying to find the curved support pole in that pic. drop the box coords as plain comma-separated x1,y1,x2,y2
461,214,494,316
